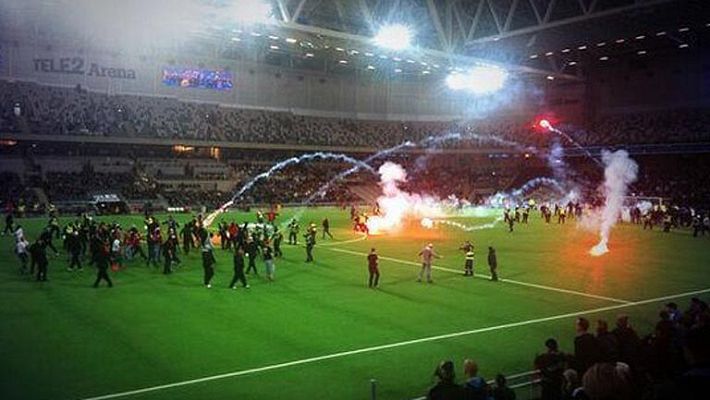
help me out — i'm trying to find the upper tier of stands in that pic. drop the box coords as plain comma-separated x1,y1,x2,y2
2,80,710,148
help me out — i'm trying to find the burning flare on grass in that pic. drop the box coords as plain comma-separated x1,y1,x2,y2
366,162,444,234
589,150,638,256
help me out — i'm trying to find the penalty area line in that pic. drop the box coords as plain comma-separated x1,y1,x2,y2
79,288,710,400
324,247,632,304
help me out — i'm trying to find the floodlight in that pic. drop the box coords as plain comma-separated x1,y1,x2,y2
235,0,273,25
373,24,413,51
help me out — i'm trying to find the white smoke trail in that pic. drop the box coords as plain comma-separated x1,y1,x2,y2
204,152,376,227
422,216,505,232
589,150,638,256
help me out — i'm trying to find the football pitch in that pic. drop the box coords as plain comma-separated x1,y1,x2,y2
1,207,709,400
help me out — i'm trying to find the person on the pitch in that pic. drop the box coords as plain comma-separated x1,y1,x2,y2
305,231,315,263
40,227,59,256
93,240,113,288
3,212,14,236
417,243,440,283
321,217,333,239
201,232,216,288
272,227,283,257
67,230,83,271
367,248,380,288
463,247,475,277
16,235,30,274
180,220,194,254
459,241,474,276
508,214,515,233
263,242,275,281
162,235,177,274
245,237,260,275
48,215,61,238
487,246,498,281
288,219,299,245
33,238,49,282
229,247,249,289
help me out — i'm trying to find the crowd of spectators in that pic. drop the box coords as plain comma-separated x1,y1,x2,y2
587,109,710,145
4,81,710,148
425,298,709,400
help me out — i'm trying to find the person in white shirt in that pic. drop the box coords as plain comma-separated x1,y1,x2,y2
417,243,441,283
14,225,24,243
111,237,123,269
16,236,30,274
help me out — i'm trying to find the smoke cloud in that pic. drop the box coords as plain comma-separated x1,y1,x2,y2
589,150,638,256
366,162,444,234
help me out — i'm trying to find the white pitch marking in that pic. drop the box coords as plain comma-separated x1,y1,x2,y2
316,233,368,247
80,288,710,400
325,247,632,304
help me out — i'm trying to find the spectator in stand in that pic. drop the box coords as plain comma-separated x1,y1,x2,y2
580,362,632,400
426,360,465,400
491,374,516,400
534,338,566,400
595,320,619,362
561,369,584,400
462,359,489,400
611,315,641,368
573,317,600,375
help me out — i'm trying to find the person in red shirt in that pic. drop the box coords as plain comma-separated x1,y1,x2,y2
367,248,380,288
228,222,238,250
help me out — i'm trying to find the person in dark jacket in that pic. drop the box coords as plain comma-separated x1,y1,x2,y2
230,248,249,289
427,360,465,400
534,338,566,400
492,374,516,400
30,239,48,280
304,231,315,263
487,247,498,281
573,317,600,375
67,231,83,271
40,228,59,256
596,319,619,362
162,236,177,274
93,241,113,288
245,237,259,275
272,227,283,257
3,212,14,236
611,315,641,367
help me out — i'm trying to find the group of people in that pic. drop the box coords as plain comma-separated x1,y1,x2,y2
426,298,710,400
6,206,341,290
531,299,710,400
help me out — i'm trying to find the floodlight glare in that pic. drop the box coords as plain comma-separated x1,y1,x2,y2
445,65,508,95
373,24,413,51
234,0,273,25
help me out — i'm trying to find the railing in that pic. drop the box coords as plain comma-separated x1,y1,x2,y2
369,369,541,400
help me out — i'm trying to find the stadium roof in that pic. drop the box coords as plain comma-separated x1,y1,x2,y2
2,0,707,81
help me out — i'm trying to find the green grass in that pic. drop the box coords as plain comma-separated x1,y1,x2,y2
1,207,709,400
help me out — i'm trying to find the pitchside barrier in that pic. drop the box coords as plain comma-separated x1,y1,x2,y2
369,369,541,400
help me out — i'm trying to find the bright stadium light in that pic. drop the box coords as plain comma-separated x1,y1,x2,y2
373,24,413,51
445,65,508,95
234,0,273,25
